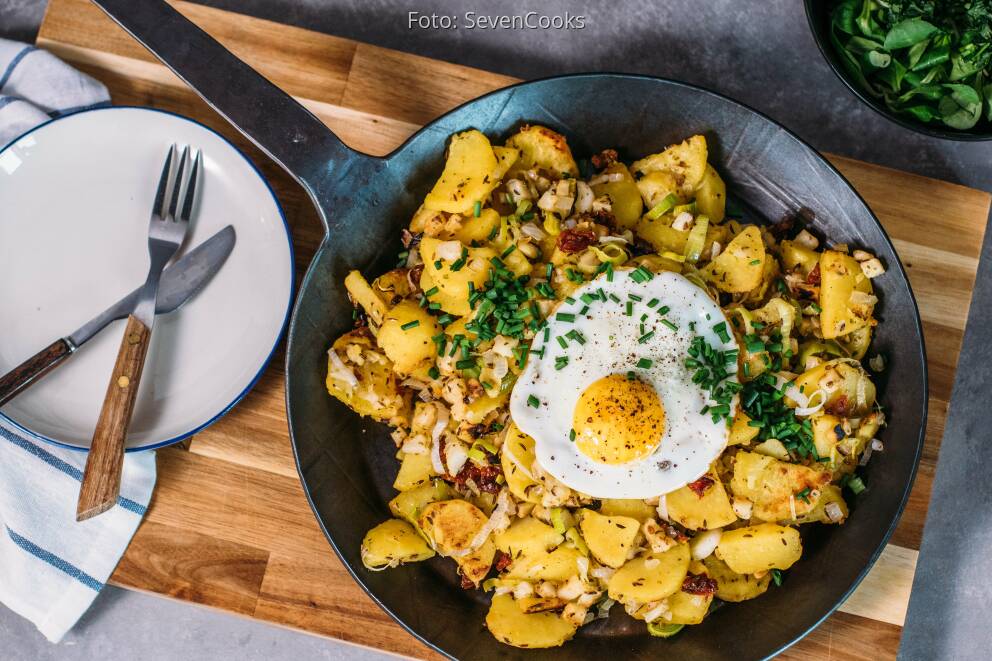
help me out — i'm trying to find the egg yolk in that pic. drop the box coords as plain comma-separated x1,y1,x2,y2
572,374,666,465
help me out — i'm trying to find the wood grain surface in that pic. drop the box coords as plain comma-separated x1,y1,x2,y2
35,0,991,657
78,314,151,521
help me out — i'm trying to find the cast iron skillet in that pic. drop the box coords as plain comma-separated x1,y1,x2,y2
93,1,927,658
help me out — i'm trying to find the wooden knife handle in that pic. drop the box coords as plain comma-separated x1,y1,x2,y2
0,338,73,407
77,315,151,521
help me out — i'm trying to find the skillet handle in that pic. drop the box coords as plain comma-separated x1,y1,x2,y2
91,0,355,227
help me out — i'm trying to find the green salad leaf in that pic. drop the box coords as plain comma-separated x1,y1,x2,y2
828,0,992,131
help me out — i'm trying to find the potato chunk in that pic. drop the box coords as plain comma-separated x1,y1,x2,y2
667,561,715,625
789,358,876,417
665,468,738,530
500,423,540,504
393,451,434,492
495,516,563,557
418,499,488,555
694,164,726,222
361,519,435,569
325,331,408,424
701,226,766,292
486,594,578,649
598,499,657,523
389,481,451,527
820,250,875,339
344,270,388,327
579,509,641,568
702,555,771,602
376,300,441,376
420,237,496,316
631,135,708,195
716,523,802,574
608,543,691,603
591,163,643,229
730,451,831,521
505,125,578,177
424,130,499,213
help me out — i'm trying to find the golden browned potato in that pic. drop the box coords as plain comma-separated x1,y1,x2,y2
789,358,876,417
702,555,771,602
344,270,388,327
820,250,875,339
453,207,500,245
779,239,820,277
325,330,408,424
389,481,452,528
665,468,738,530
579,509,641,568
375,300,442,376
495,516,563,557
424,130,499,213
420,237,496,316
418,499,488,555
715,523,802,574
505,125,579,177
631,135,708,195
728,411,760,446
591,163,643,229
608,543,691,603
500,423,540,504
457,538,497,587
730,451,831,521
694,165,726,222
701,226,766,292
393,451,435,492
636,171,682,210
598,499,657,523
361,519,435,569
485,593,578,649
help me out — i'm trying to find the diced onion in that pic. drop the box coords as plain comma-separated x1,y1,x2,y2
825,502,844,522
795,229,820,250
588,172,624,185
575,181,594,213
591,566,616,583
445,441,469,476
435,240,462,261
672,212,694,231
690,529,722,561
871,439,884,452
656,495,669,522
430,404,449,475
859,444,874,466
642,603,669,623
506,179,531,202
513,582,534,599
519,222,547,240
789,495,797,520
732,498,752,520
794,389,827,417
599,235,629,245
576,556,590,583
849,290,878,307
327,349,359,390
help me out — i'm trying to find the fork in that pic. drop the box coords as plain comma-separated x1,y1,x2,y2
76,145,200,521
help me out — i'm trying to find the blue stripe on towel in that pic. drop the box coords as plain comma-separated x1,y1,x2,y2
0,426,147,515
5,526,104,591
49,100,112,118
0,46,37,90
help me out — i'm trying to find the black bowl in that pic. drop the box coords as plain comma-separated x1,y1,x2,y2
286,74,928,659
804,0,992,141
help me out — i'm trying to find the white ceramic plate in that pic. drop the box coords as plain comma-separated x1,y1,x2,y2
0,107,292,451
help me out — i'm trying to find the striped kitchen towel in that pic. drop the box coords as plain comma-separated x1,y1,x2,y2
0,38,110,146
0,40,154,643
0,421,156,642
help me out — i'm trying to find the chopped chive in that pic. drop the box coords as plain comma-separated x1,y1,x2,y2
569,429,576,442
629,293,643,302
401,320,420,331
434,260,443,270
712,321,730,343
473,200,482,217
658,305,670,315
750,259,761,265
625,301,633,316
608,293,621,303
555,356,569,370
637,358,653,369
638,330,655,344
501,244,516,258
660,319,678,331
424,286,439,297
527,395,540,408
647,298,659,308
556,312,576,322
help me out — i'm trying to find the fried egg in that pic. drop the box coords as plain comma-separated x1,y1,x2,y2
509,270,738,498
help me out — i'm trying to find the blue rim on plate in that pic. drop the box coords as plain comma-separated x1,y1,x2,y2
0,105,294,453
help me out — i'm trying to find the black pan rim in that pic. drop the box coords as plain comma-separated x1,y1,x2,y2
285,71,929,660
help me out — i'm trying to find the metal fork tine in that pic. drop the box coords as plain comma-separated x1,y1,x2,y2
152,145,178,219
167,146,191,221
178,149,201,223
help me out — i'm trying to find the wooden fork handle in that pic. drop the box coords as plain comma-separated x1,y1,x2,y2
77,315,151,521
0,338,73,407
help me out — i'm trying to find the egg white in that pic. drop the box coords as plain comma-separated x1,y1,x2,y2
509,270,738,499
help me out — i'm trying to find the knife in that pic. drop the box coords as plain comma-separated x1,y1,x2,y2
0,224,236,407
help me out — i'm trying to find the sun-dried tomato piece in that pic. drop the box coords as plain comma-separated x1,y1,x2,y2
826,394,850,416
493,550,512,572
557,228,598,254
687,476,715,498
460,573,476,590
682,573,718,596
452,463,503,494
591,149,619,170
806,263,821,286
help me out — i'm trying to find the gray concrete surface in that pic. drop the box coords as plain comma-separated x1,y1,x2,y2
1,0,991,659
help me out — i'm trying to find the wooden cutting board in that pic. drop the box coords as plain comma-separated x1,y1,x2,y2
35,0,990,658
